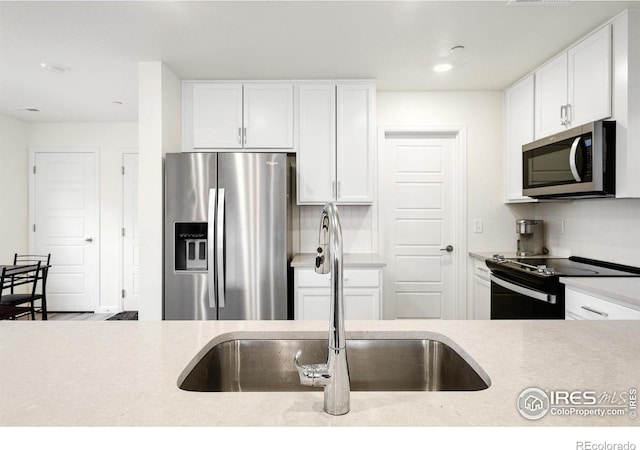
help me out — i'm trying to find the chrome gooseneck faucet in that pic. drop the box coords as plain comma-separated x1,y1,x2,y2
294,202,350,415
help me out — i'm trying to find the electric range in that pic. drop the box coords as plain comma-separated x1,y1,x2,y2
485,255,640,320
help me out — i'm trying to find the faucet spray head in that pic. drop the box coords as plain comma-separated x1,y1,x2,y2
315,211,330,274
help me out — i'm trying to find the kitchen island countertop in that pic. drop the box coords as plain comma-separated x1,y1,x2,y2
1,319,638,427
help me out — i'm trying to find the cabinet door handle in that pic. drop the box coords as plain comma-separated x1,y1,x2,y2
565,104,571,127
581,305,609,317
238,127,242,144
243,127,247,145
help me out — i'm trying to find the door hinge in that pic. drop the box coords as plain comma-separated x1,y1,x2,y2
33,224,36,232
122,166,125,175
121,289,125,298
33,166,36,175
122,228,126,237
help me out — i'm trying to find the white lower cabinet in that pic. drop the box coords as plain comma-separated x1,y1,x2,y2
294,268,381,320
565,287,640,320
473,259,491,320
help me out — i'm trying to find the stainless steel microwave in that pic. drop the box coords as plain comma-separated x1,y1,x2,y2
522,120,615,199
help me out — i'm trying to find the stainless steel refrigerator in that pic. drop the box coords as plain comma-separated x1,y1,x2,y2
164,152,291,320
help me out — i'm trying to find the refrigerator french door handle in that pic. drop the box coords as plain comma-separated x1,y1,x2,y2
207,188,216,309
569,136,582,182
217,188,226,308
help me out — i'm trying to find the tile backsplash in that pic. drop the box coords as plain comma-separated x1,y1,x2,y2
298,205,376,253
534,198,640,267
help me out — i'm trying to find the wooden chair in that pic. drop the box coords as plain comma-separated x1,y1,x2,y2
0,262,41,320
13,254,51,319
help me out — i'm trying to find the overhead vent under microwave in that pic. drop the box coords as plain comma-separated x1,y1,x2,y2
522,121,615,199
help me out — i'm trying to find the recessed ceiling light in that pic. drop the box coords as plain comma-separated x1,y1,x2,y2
40,62,71,73
433,63,453,73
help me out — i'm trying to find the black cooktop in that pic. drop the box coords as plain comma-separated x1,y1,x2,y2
487,255,640,278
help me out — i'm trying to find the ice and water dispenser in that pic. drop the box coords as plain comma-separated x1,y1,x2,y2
174,223,208,271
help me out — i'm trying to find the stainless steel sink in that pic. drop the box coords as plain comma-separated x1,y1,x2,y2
178,332,490,392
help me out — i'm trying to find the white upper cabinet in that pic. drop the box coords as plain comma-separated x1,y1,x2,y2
504,74,536,203
297,81,376,205
192,84,243,149
243,83,294,148
535,53,568,138
568,26,612,127
185,82,294,150
535,25,612,139
297,84,336,203
336,84,375,203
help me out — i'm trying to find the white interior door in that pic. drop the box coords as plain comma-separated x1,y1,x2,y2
381,135,457,319
32,151,99,312
122,153,139,311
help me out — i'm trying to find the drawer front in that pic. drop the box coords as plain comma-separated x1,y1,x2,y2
565,288,640,320
296,269,331,288
474,259,490,281
296,268,379,288
343,269,379,287
296,288,381,320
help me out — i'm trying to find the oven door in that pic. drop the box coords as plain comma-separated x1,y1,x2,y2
490,273,564,319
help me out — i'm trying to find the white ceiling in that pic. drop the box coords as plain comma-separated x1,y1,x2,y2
1,0,637,123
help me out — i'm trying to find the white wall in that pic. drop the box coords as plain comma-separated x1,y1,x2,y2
376,91,535,253
0,115,29,262
26,122,138,312
138,62,181,321
534,199,640,267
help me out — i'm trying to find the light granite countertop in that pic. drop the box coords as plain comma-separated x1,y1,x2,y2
1,320,638,427
291,253,386,268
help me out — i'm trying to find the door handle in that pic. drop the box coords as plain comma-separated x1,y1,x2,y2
207,188,216,309
581,305,609,317
216,188,226,308
440,245,454,253
85,237,94,243
490,274,557,304
569,136,582,182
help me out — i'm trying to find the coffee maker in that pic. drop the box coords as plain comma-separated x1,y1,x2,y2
516,219,544,256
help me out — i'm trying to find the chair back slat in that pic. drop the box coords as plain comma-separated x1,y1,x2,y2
0,262,41,301
13,254,51,283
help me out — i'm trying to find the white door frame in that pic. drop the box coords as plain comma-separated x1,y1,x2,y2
120,148,138,312
377,127,468,319
28,146,101,312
